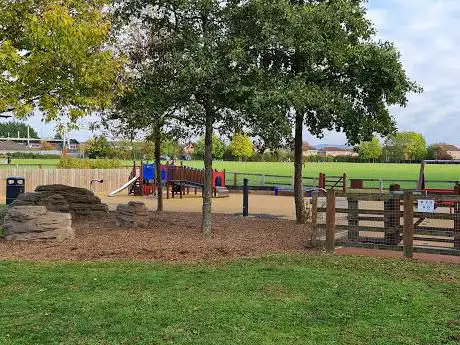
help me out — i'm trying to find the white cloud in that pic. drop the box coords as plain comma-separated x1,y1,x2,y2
308,0,460,146
12,0,460,145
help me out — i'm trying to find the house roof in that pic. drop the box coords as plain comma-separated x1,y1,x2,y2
320,146,353,152
302,143,317,151
435,144,459,151
0,141,29,151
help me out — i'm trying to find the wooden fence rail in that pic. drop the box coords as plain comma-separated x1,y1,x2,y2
0,168,132,197
317,190,460,257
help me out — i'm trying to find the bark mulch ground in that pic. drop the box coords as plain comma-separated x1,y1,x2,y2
0,212,311,261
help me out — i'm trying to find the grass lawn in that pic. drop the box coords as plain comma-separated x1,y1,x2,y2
183,161,459,188
0,254,459,345
2,159,459,187
185,160,459,180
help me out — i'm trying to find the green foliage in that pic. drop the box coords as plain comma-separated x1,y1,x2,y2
229,134,254,160
427,144,454,160
0,255,459,344
57,157,122,169
358,137,383,162
132,140,181,160
194,135,226,160
231,0,421,145
162,140,182,158
0,121,38,138
84,136,114,159
0,0,123,122
384,132,428,161
229,0,421,222
3,152,61,159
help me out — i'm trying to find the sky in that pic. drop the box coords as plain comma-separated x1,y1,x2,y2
306,0,460,146
21,0,460,145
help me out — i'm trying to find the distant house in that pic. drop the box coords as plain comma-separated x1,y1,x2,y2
183,142,195,155
437,144,460,160
0,137,81,155
318,146,358,157
0,141,29,154
302,143,318,156
109,141,134,151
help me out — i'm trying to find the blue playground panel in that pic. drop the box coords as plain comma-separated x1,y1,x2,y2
142,163,166,181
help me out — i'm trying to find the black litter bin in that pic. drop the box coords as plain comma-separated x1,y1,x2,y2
6,177,25,205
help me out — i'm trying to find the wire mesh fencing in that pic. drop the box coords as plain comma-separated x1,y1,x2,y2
313,191,460,257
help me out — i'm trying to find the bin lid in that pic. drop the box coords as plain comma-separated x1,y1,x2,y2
6,177,25,180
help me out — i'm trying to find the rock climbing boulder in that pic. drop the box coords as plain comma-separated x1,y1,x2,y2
3,206,74,241
11,184,108,216
116,201,149,228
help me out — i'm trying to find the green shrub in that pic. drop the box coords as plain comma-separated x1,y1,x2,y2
4,152,62,159
57,158,123,169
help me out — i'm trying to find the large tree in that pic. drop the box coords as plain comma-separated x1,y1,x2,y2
229,134,254,160
106,12,186,212
115,0,242,236
427,144,454,161
85,136,114,158
0,121,38,138
384,131,427,162
0,0,122,123
357,137,383,162
194,135,226,160
230,0,420,223
108,79,180,212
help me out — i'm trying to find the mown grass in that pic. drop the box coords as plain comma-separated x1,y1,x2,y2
0,254,459,345
2,159,459,187
185,161,459,188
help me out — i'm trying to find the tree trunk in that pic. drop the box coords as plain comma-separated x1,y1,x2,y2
154,125,163,212
294,110,306,224
202,103,213,238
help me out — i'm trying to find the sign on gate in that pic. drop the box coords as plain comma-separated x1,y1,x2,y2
417,199,435,213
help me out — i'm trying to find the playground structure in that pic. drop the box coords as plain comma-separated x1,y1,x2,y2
109,161,228,199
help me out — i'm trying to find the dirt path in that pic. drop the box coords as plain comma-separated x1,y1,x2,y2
0,212,311,261
101,193,297,219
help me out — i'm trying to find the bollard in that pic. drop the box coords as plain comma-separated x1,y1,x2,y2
243,178,249,217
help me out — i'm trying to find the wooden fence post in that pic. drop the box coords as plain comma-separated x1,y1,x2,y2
384,192,401,245
310,192,318,247
348,197,359,242
403,191,414,258
454,201,460,249
233,172,237,189
326,189,336,253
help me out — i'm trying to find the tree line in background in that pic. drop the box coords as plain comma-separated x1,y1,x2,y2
0,0,420,235
356,132,457,162
83,133,256,161
84,130,456,164
0,122,39,139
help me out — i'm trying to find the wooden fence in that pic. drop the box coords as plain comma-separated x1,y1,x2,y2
0,168,132,196
315,191,460,257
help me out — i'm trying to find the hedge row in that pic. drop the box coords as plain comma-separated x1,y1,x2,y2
57,158,123,169
1,152,62,159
